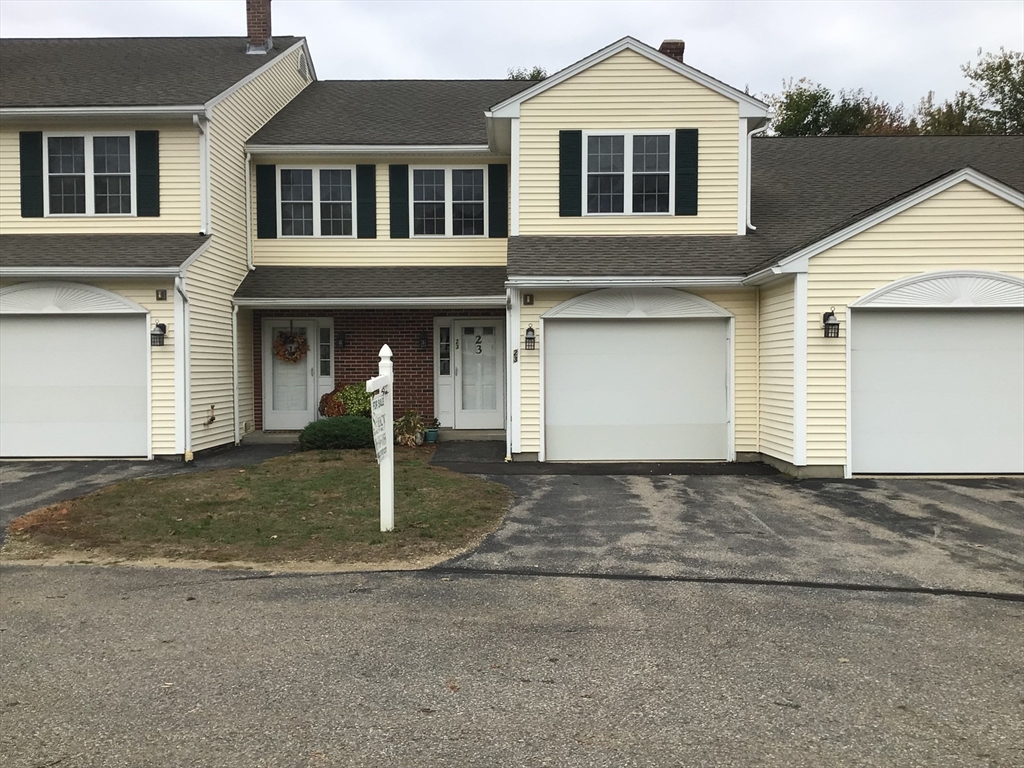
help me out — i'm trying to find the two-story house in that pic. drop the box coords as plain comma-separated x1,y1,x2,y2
3,1,1022,478
1,10,313,459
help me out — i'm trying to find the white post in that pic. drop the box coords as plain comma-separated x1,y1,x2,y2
367,344,395,532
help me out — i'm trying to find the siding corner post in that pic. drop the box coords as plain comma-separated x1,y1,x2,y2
793,271,808,466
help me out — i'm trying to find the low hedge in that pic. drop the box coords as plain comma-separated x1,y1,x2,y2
299,415,374,450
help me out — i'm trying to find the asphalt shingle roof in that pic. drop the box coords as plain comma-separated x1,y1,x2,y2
235,266,507,300
509,135,1024,277
248,80,534,146
0,234,211,269
0,37,304,107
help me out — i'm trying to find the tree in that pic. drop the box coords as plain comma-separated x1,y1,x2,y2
962,47,1024,134
767,79,911,136
916,90,989,135
507,66,547,81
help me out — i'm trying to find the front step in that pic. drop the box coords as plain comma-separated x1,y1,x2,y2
437,429,506,442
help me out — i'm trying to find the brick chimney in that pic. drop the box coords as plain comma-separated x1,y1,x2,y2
658,40,685,63
246,0,272,54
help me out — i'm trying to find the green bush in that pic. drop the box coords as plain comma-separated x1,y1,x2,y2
339,383,372,418
299,416,374,451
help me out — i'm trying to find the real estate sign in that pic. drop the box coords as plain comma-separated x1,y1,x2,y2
370,389,389,463
366,345,395,532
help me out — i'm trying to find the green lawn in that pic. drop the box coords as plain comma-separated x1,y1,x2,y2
4,448,510,565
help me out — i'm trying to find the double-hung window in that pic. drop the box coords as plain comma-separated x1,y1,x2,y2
411,167,486,237
279,167,354,237
585,132,672,215
44,132,134,216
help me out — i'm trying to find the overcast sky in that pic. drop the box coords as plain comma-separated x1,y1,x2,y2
1,0,1022,108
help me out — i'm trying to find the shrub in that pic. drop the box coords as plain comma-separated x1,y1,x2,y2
299,416,374,450
395,410,425,447
318,388,346,417
339,383,372,418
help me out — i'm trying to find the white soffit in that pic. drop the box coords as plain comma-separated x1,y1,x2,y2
0,281,147,314
542,287,733,319
850,271,1024,309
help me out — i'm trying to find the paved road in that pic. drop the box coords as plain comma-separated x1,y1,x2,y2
1,564,1021,768
449,474,1024,595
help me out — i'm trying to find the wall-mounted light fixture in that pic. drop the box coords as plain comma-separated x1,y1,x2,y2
822,307,840,338
335,331,347,350
417,329,430,352
524,325,536,350
150,321,167,346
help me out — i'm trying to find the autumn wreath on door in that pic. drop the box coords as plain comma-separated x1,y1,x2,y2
273,323,310,363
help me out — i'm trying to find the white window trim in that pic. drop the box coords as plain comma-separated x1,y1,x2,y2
277,165,358,238
42,131,137,218
582,130,674,217
409,165,489,238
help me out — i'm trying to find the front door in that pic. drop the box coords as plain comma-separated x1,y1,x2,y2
263,318,317,430
453,320,504,429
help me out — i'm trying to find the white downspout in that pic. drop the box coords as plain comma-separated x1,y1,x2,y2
232,304,241,445
175,275,193,460
746,120,769,231
245,152,254,271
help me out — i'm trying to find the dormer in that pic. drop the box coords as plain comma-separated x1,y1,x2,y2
486,37,769,237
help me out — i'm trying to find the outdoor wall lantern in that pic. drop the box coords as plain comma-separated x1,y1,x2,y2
150,322,167,347
524,325,536,350
335,331,347,350
822,307,840,338
417,330,430,352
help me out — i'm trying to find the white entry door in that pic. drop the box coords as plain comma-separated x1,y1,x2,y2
263,319,317,430
453,320,504,429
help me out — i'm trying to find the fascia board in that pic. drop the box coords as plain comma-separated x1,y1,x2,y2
0,267,181,278
0,105,204,118
233,296,507,308
490,36,769,118
205,39,309,110
245,143,495,155
505,275,747,288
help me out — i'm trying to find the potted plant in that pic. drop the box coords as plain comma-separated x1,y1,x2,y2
395,410,425,447
424,417,440,444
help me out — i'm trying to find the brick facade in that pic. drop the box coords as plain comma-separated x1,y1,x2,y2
252,307,503,430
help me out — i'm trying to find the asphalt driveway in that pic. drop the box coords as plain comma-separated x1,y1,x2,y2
448,474,1024,595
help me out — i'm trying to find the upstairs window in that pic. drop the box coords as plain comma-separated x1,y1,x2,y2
585,132,672,215
279,167,354,237
45,132,134,216
411,167,487,237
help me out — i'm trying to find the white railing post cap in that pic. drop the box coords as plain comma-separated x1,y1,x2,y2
379,344,393,359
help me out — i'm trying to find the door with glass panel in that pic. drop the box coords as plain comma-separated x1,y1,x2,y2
262,319,318,430
453,320,504,429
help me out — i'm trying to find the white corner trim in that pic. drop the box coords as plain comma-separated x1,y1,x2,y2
849,270,1024,309
175,276,192,455
510,288,522,454
776,168,1024,271
490,36,769,119
233,296,507,308
792,272,808,467
204,39,309,110
245,143,494,155
0,105,205,118
145,309,154,460
0,281,148,314
173,278,186,455
542,287,733,319
844,309,853,479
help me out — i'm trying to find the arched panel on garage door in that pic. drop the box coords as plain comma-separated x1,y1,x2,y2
541,288,734,462
1,282,149,458
850,271,1024,474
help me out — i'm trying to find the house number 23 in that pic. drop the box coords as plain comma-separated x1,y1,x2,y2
474,335,482,354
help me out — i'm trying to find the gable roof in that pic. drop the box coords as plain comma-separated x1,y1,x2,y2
248,80,533,147
489,36,769,119
0,37,305,108
508,135,1024,279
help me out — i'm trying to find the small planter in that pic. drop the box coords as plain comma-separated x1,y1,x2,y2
424,428,439,443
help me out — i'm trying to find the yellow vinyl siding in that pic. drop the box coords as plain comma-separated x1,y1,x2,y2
252,160,508,266
0,278,177,455
0,121,200,233
806,181,1024,466
518,48,739,235
757,278,794,463
187,44,309,451
516,287,758,455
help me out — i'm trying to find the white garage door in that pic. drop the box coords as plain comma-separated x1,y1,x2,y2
545,318,729,461
851,309,1024,473
0,314,149,457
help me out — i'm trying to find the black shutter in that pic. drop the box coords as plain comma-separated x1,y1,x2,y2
19,131,43,218
135,130,160,217
255,164,277,239
355,164,376,238
558,130,582,217
675,128,698,216
389,164,409,238
488,163,508,238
